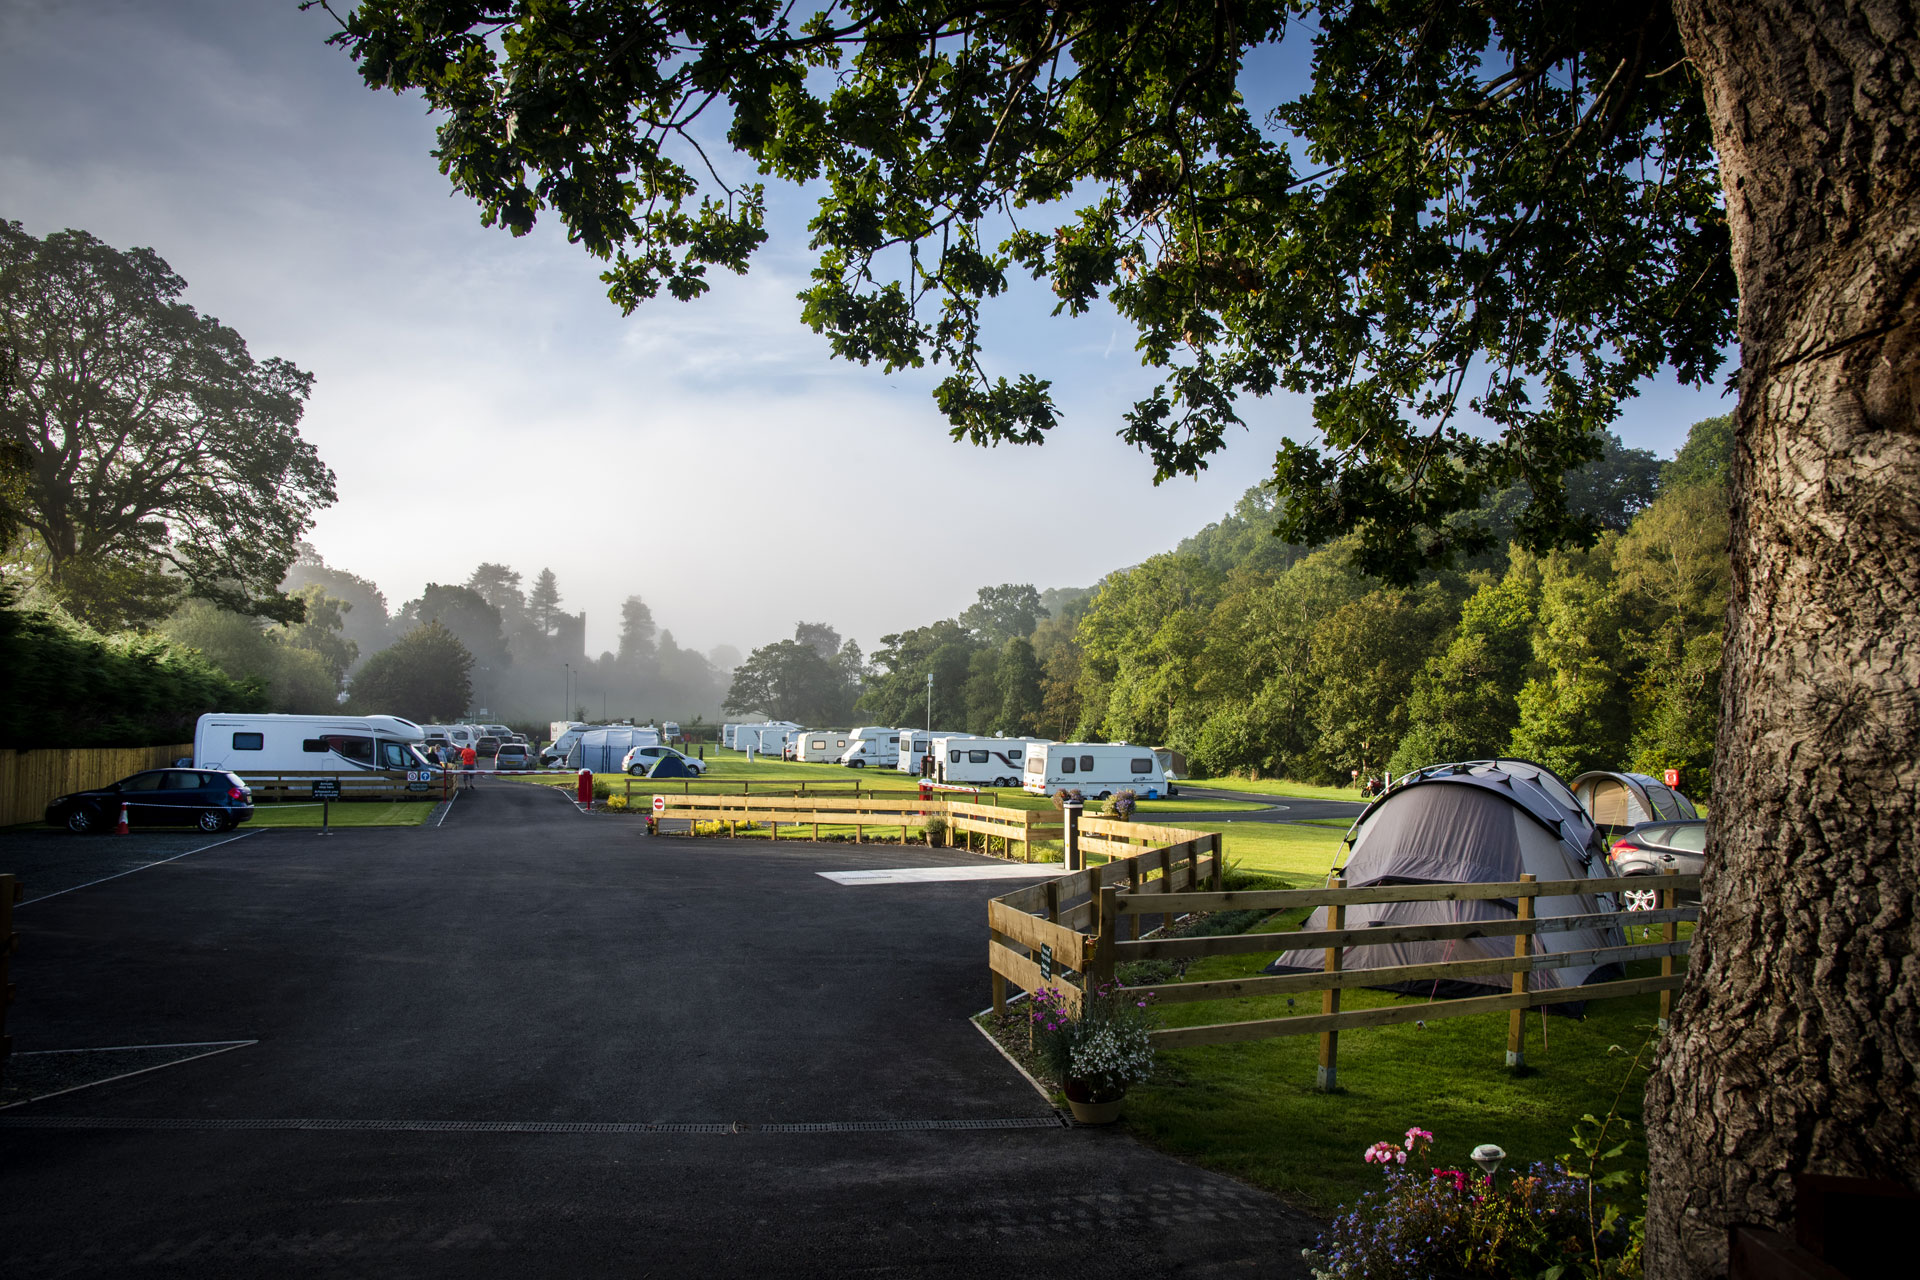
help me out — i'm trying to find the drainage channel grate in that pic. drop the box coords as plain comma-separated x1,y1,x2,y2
0,1115,1066,1135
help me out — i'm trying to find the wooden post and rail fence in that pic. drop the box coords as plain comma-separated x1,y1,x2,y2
1,744,193,828
985,820,1700,1088
651,793,1064,856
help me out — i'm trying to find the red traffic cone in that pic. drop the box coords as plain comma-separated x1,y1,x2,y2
115,801,130,835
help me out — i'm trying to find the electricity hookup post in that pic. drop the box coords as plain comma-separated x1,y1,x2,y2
1061,797,1084,872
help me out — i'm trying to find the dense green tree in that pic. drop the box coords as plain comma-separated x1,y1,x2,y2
1390,572,1540,777
1306,587,1455,784
723,638,854,724
1508,547,1636,778
994,637,1044,737
859,619,980,729
1177,486,1310,580
2,221,335,628
284,544,391,667
1662,413,1734,491
961,645,1002,734
401,583,510,671
275,584,358,687
348,620,473,722
329,5,1920,1259
159,599,337,714
959,584,1044,646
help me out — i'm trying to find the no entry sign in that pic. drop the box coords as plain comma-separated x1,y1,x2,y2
652,794,666,815
1664,769,1680,787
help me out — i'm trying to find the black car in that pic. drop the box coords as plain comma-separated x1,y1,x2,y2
46,768,254,835
476,736,502,757
1607,818,1706,910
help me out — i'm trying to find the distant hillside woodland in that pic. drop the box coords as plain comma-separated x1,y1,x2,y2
732,417,1731,793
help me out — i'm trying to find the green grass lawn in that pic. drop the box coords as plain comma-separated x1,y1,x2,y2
245,801,437,828
1182,776,1371,803
1112,899,1666,1213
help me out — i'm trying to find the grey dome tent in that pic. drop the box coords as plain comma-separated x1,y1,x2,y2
567,727,656,774
1570,771,1698,839
1266,759,1626,1006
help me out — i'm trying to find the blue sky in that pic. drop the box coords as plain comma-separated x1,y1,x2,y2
0,0,1735,657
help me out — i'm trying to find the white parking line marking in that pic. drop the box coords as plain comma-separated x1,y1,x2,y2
19,830,262,906
818,865,1064,885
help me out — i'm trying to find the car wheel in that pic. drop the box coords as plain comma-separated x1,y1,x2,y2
630,766,645,776
65,805,98,834
849,760,864,769
1621,880,1659,912
198,809,227,833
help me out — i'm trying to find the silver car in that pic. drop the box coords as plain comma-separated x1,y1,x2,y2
621,744,707,776
1608,819,1706,911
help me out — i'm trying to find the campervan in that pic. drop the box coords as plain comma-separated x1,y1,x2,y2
836,727,901,768
551,720,588,744
792,730,853,763
932,736,1043,787
894,730,960,775
194,713,435,778
1023,742,1167,799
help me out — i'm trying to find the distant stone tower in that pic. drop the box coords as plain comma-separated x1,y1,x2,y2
553,611,587,661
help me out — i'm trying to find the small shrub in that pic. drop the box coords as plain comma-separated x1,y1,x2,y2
591,778,613,800
605,793,628,810
1051,788,1086,809
1104,789,1137,818
1115,958,1185,986
691,820,727,836
923,813,949,844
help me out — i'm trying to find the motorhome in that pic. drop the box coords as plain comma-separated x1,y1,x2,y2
550,720,588,744
1023,742,1168,799
541,723,599,766
836,727,901,768
894,729,961,775
745,722,801,755
792,730,853,763
932,736,1043,787
194,713,435,778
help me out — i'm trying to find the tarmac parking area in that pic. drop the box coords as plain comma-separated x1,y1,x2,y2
0,782,1316,1279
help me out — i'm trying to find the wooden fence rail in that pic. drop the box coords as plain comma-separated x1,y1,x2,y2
990,854,1699,1090
2,744,192,828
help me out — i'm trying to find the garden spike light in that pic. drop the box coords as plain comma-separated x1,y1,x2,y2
1470,1144,1506,1177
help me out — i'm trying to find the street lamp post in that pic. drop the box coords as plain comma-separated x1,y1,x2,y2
563,663,570,727
926,672,933,731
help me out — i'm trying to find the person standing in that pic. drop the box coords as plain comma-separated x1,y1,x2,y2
460,743,477,789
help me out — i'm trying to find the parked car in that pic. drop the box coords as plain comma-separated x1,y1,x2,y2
621,744,707,776
1608,819,1707,910
46,768,254,834
475,736,501,758
494,743,533,770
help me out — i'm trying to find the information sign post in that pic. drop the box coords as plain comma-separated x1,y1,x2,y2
311,777,341,835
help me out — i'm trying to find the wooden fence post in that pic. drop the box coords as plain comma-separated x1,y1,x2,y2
1318,877,1345,1092
1063,801,1083,871
1508,873,1535,1070
1022,809,1033,863
1210,833,1224,890
1,874,18,1088
1660,868,1679,1030
1128,859,1143,940
1159,846,1174,936
1095,884,1119,988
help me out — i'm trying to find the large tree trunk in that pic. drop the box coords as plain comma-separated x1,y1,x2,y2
1648,2,1920,1276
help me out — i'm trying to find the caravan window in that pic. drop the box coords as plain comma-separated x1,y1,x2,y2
1079,755,1095,772
320,735,375,764
1059,756,1076,774
231,732,264,751
968,749,990,764
302,739,329,753
1130,758,1153,773
949,750,962,763
888,736,899,746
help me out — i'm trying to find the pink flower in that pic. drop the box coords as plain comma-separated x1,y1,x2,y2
1404,1127,1433,1149
1363,1141,1401,1165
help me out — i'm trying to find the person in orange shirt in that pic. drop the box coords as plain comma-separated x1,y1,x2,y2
459,744,478,789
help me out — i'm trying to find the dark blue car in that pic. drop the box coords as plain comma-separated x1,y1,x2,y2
45,768,254,834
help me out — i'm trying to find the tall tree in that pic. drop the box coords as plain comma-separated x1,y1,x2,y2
401,584,509,671
994,636,1043,737
723,638,852,724
348,620,473,722
466,563,526,625
959,584,1043,646
1391,571,1540,777
284,544,391,666
618,595,657,663
328,5,1920,1264
1,221,335,628
274,584,359,687
793,621,842,662
526,568,562,636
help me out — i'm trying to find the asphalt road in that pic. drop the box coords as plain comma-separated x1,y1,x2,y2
1165,785,1369,826
0,782,1317,1278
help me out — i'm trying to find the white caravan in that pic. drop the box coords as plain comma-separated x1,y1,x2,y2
894,729,961,775
195,713,435,778
932,736,1043,787
1024,742,1168,799
745,722,801,755
792,730,853,763
722,723,741,749
837,727,901,768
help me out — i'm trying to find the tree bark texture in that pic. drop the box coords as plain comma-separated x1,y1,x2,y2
1650,3,1920,1277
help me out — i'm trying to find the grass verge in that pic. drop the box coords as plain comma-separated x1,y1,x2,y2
246,801,436,828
